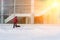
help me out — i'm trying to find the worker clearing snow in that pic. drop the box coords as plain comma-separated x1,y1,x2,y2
13,16,20,28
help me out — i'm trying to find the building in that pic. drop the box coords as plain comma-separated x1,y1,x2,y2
0,0,60,24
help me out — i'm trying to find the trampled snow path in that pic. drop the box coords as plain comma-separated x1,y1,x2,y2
0,24,60,40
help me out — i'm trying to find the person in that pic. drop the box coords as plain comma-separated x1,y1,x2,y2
13,16,20,28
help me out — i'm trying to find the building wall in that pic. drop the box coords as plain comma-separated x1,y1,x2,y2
0,0,1,23
15,0,31,13
0,0,31,24
0,0,60,24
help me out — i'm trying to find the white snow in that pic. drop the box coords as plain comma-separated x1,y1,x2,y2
0,24,60,40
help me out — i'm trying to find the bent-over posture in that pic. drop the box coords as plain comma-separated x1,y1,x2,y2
13,16,20,28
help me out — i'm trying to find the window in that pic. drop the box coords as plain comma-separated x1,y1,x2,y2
15,0,31,13
3,0,14,23
0,0,1,23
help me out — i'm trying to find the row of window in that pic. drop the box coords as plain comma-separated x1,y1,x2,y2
0,0,59,24
0,0,31,24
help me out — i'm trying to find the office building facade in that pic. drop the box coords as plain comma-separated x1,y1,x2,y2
0,0,60,24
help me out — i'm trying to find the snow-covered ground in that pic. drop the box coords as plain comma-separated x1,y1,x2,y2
0,24,60,40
